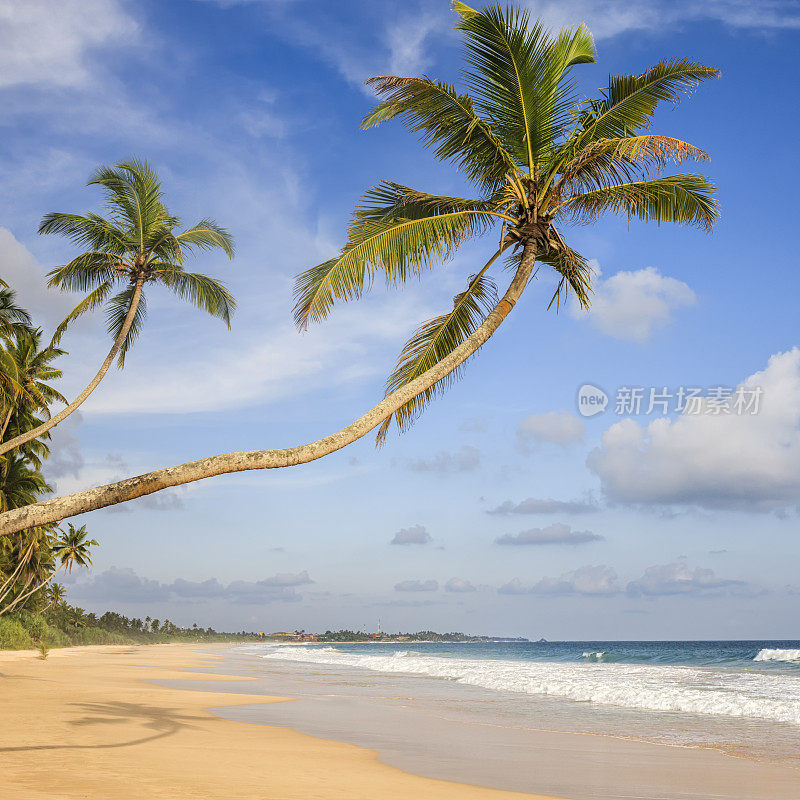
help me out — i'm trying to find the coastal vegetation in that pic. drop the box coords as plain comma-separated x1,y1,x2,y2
0,1,718,539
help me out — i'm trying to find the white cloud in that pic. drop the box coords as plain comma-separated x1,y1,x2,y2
495,523,603,546
626,561,746,597
67,566,313,604
0,0,137,89
395,579,438,592
526,0,800,40
445,577,476,593
390,524,432,545
488,496,598,515
517,411,584,449
588,349,800,512
408,445,481,473
571,265,695,342
0,227,74,328
499,565,620,596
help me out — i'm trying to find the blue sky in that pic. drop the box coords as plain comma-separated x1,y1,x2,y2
2,0,800,638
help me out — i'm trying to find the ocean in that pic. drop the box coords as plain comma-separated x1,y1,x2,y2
237,639,800,763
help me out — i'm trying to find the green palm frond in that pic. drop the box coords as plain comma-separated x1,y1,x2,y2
155,267,236,327
376,272,498,445
573,60,719,147
558,174,718,231
105,285,148,367
46,253,119,293
454,2,595,171
175,219,235,258
0,289,32,337
38,213,128,253
363,76,518,191
50,280,114,347
293,193,498,329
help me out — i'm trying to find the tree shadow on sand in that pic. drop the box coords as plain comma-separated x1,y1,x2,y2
0,701,207,752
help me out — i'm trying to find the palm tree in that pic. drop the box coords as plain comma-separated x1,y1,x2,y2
0,159,237,458
294,2,718,442
46,582,66,608
0,286,32,339
0,326,66,444
0,523,97,615
0,3,719,533
53,523,98,573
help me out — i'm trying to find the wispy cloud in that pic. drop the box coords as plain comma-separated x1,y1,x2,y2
495,523,604,546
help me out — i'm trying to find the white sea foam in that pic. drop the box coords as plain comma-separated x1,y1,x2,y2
255,646,800,727
754,648,800,662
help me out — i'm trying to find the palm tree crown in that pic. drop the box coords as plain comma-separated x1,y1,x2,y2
293,2,718,443
53,524,98,574
42,158,237,361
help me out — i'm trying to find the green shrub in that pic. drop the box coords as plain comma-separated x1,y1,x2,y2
0,617,35,650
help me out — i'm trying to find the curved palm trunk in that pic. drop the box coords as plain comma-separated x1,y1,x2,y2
0,563,63,616
0,406,14,441
0,248,537,537
0,278,145,456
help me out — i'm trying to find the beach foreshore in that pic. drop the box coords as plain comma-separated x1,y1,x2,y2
0,643,558,800
2,642,799,800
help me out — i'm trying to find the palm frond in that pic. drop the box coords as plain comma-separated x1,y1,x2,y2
558,174,719,231
573,59,719,147
293,196,497,329
454,3,595,171
105,285,148,367
555,135,708,196
38,213,128,254
376,273,498,445
155,267,236,327
175,219,235,258
50,280,115,346
363,75,518,191
537,241,593,310
46,253,119,293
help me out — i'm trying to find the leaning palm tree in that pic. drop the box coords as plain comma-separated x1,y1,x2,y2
294,2,718,443
0,159,236,458
0,3,719,533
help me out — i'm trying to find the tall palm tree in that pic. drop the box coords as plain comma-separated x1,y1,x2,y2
0,3,719,533
294,1,718,443
0,158,237,458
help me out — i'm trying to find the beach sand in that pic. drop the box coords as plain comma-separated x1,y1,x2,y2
0,643,558,800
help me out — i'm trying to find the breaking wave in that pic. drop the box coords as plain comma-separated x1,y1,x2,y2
255,645,800,727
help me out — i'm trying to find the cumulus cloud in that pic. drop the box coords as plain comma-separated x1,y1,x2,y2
495,523,604,546
42,412,84,482
499,565,620,596
394,579,439,592
445,577,476,593
626,562,746,597
68,567,313,605
408,446,480,473
588,349,800,512
571,266,695,342
390,525,432,546
488,496,598,515
0,0,138,89
517,411,584,450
